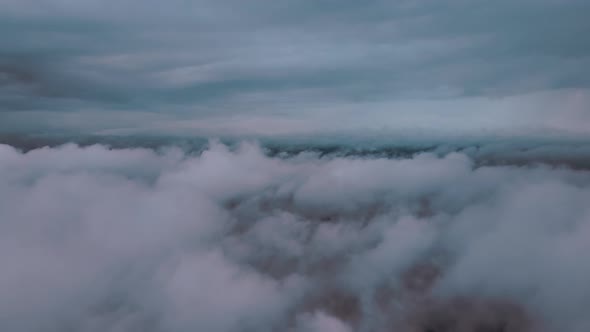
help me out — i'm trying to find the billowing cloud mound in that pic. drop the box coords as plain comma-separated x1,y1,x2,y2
1,141,590,332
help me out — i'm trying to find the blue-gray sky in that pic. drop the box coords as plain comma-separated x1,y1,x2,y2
1,0,589,136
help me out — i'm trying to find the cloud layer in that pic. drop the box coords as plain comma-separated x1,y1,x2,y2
1,141,590,331
1,0,590,135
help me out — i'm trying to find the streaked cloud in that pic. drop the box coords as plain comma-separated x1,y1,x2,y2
1,0,589,135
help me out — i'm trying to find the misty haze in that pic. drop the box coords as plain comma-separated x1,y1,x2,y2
1,1,590,332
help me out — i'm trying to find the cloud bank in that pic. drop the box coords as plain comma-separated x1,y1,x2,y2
1,0,590,135
1,141,590,331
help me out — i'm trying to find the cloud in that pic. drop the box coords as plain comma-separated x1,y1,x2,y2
295,311,352,332
1,0,589,135
1,140,590,331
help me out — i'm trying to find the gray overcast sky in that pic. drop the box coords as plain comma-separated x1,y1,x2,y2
1,0,589,137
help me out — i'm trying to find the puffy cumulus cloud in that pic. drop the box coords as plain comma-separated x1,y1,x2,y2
294,311,352,332
1,0,590,136
1,140,590,331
